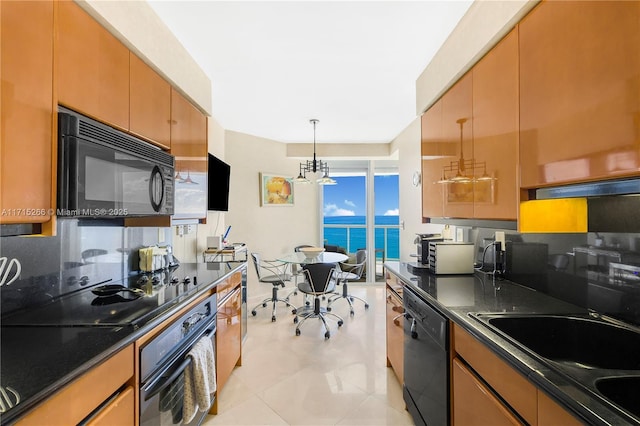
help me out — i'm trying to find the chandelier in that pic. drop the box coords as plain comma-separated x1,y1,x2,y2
295,119,336,185
437,118,496,184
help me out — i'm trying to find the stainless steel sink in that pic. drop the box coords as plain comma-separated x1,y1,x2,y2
469,312,640,423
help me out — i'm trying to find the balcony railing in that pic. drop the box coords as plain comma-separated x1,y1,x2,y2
323,223,400,261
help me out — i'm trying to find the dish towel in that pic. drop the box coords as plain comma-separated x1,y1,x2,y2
183,335,216,424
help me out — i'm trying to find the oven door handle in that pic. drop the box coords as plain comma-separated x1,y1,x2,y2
142,357,192,402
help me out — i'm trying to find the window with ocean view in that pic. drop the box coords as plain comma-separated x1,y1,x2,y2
323,174,399,261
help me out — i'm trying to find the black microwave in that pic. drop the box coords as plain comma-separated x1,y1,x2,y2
57,107,174,218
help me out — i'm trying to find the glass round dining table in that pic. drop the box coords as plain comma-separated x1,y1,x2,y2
277,251,348,264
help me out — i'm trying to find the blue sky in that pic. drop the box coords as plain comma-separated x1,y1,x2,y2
323,175,399,217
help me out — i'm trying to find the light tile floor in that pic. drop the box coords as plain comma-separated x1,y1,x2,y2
203,281,414,426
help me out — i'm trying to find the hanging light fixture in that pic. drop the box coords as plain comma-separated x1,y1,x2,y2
295,119,336,185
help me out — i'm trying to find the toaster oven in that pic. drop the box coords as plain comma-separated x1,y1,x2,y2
428,242,475,275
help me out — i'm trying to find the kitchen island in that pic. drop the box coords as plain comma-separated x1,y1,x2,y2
385,260,639,425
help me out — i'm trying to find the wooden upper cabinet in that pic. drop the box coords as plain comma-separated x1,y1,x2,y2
472,29,519,220
57,1,129,131
171,88,208,219
519,0,640,188
441,72,473,219
421,99,446,219
1,0,54,224
130,54,171,149
171,88,207,165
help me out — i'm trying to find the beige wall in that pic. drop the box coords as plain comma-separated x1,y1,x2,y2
225,131,320,260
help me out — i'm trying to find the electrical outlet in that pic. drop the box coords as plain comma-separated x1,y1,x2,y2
186,224,195,234
176,225,184,236
495,231,506,251
158,228,165,242
456,227,464,242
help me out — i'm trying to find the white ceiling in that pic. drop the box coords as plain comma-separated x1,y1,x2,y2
147,1,472,144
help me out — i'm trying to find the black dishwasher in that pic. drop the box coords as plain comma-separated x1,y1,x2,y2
403,285,449,426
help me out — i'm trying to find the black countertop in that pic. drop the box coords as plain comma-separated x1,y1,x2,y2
0,261,246,425
385,261,638,426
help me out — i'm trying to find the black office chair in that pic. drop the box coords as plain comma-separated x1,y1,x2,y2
250,252,294,322
293,263,344,339
327,249,369,316
291,245,314,303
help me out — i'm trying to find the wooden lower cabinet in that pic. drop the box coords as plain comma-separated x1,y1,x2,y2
385,286,404,382
212,286,242,414
85,386,135,426
452,324,581,426
16,345,134,426
537,390,583,426
452,358,521,425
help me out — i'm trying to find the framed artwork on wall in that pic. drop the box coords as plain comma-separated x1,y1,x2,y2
259,172,294,206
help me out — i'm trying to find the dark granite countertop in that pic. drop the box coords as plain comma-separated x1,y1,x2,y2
0,261,246,425
385,261,638,426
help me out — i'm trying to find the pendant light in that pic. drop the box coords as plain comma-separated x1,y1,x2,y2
295,119,336,185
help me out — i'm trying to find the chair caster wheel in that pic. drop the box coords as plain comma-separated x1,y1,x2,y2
271,316,276,322
324,332,330,339
296,329,301,336
350,311,355,317
251,311,257,316
292,309,297,314
365,304,370,309
293,316,298,323
305,301,310,306
326,306,332,312
262,303,267,308
338,320,343,327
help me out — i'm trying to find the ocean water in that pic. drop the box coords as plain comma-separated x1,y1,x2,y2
324,215,400,259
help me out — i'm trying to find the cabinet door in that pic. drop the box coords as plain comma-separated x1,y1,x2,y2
452,358,521,425
1,0,54,224
441,72,474,219
130,53,171,149
57,1,129,131
171,88,208,219
537,390,582,426
85,386,134,426
216,288,242,392
421,99,446,219
472,29,518,220
454,324,537,424
385,286,404,383
519,1,640,187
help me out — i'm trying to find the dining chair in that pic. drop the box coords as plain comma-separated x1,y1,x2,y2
250,252,295,322
293,262,344,339
291,245,313,304
326,249,369,316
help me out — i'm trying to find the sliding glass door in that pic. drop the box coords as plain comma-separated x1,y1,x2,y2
322,161,398,281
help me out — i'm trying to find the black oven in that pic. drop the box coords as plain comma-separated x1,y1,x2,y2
403,286,449,426
140,293,217,426
58,106,174,217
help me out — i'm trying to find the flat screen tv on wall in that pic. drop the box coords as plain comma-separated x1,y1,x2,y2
207,153,231,212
